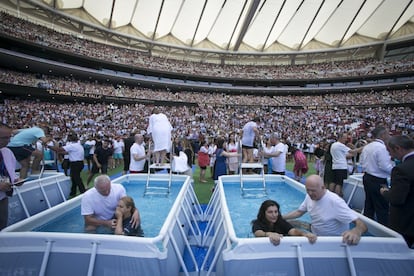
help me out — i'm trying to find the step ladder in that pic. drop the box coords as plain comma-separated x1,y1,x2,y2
144,163,172,196
35,142,57,179
239,138,266,196
144,141,173,196
240,163,266,196
39,155,56,179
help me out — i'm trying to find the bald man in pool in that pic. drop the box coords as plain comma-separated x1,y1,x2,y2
283,174,367,245
81,174,139,232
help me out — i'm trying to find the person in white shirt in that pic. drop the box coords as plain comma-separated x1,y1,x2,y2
226,133,239,174
60,132,86,196
330,133,364,196
147,108,172,165
283,175,367,245
208,140,217,177
360,126,394,226
265,133,286,175
129,134,148,173
261,137,273,174
83,137,96,172
241,117,260,164
81,175,139,232
112,136,124,169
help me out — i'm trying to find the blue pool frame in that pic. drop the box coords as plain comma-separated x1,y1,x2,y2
202,174,414,276
7,172,71,226
0,174,204,276
1,173,414,276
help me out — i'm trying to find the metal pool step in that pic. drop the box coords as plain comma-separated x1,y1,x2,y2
182,245,214,273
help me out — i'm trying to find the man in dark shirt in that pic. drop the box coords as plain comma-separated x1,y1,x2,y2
381,135,414,248
86,139,114,186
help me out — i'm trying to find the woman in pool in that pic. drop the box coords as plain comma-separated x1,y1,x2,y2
114,196,144,237
251,199,316,245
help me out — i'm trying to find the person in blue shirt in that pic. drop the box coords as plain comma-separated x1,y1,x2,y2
7,125,56,179
213,137,240,181
114,196,144,237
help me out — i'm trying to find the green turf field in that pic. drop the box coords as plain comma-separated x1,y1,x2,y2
80,159,317,204
190,160,316,204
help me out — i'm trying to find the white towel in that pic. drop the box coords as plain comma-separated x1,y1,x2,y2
172,151,190,173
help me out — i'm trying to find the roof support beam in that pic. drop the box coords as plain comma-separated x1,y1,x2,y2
108,0,116,28
129,1,139,24
207,0,227,37
337,0,366,47
274,0,305,43
297,0,326,50
384,0,413,40
190,0,208,47
233,0,261,51
151,0,165,41
226,0,249,50
261,0,286,52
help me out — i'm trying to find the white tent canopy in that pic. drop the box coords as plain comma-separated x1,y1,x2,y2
38,0,414,52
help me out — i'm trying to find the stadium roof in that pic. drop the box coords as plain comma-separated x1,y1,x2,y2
4,0,414,63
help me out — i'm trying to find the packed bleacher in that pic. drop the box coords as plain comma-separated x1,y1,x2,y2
1,11,414,80
1,67,414,107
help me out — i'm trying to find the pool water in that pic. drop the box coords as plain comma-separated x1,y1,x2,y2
223,181,311,238
33,180,183,237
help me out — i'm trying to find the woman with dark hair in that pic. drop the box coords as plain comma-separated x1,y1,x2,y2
323,142,335,188
213,137,240,181
114,196,144,237
314,141,326,176
251,199,317,246
181,138,194,179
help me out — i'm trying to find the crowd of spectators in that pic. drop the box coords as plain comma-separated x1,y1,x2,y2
1,11,414,80
1,97,413,151
1,68,414,108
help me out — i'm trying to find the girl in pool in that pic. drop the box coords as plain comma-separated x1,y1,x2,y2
251,199,316,245
114,196,144,237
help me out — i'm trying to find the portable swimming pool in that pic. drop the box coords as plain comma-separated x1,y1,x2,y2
223,178,312,238
202,174,414,276
343,173,366,213
7,172,71,226
2,173,413,276
0,174,204,276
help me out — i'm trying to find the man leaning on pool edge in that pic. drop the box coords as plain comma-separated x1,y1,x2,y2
283,174,367,245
